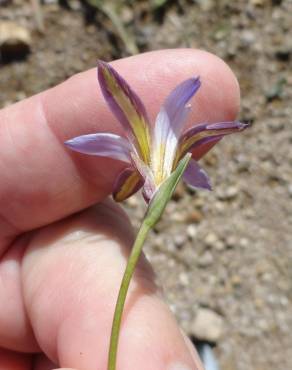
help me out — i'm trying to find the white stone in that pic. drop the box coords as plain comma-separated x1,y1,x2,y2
190,308,225,342
187,224,198,239
0,22,31,48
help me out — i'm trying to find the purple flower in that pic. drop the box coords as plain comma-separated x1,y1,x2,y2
65,61,248,203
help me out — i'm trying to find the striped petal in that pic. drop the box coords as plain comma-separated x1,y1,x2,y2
113,168,144,202
183,159,212,190
98,61,151,163
177,121,248,160
131,152,157,203
65,133,132,163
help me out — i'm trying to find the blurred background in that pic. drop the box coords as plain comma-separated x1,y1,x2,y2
0,0,291,369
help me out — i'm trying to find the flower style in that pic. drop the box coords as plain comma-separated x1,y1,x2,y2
65,61,248,203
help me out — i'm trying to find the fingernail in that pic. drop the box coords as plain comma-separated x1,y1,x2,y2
180,330,205,370
168,362,191,370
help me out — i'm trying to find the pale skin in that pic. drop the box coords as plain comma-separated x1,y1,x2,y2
0,49,240,370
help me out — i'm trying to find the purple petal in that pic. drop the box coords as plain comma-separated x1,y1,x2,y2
163,77,201,137
112,168,144,202
178,121,248,158
151,78,201,179
206,122,249,130
142,179,157,204
98,61,151,163
65,133,132,163
183,159,212,191
130,152,157,202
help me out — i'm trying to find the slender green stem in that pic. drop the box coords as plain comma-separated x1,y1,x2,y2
107,219,151,370
107,154,191,370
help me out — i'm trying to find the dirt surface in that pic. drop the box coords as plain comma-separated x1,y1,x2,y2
1,1,291,369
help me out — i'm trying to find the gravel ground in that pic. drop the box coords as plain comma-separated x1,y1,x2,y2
1,1,291,369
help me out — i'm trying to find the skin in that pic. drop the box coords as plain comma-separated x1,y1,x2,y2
0,49,240,370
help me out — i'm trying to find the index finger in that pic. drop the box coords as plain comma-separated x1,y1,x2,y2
0,49,240,248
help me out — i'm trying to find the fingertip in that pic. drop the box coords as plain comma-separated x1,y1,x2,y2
200,48,241,120
181,332,205,370
116,295,203,370
179,48,240,124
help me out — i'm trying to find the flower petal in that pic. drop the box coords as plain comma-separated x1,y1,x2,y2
151,78,201,184
98,61,151,163
177,121,248,159
163,77,201,137
113,168,144,202
183,159,212,190
131,152,157,202
151,108,176,185
65,133,132,163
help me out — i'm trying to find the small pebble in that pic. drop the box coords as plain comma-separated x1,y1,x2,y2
187,225,198,239
190,308,225,342
204,232,218,247
174,234,187,248
217,186,239,201
197,251,214,267
0,21,31,62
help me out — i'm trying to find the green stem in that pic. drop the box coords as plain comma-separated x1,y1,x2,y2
107,219,151,370
107,154,191,370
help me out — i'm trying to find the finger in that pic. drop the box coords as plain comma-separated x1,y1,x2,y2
182,334,204,369
19,201,203,370
0,348,32,370
0,49,240,247
33,354,57,370
0,235,39,352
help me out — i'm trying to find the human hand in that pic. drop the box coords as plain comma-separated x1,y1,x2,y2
0,49,239,370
